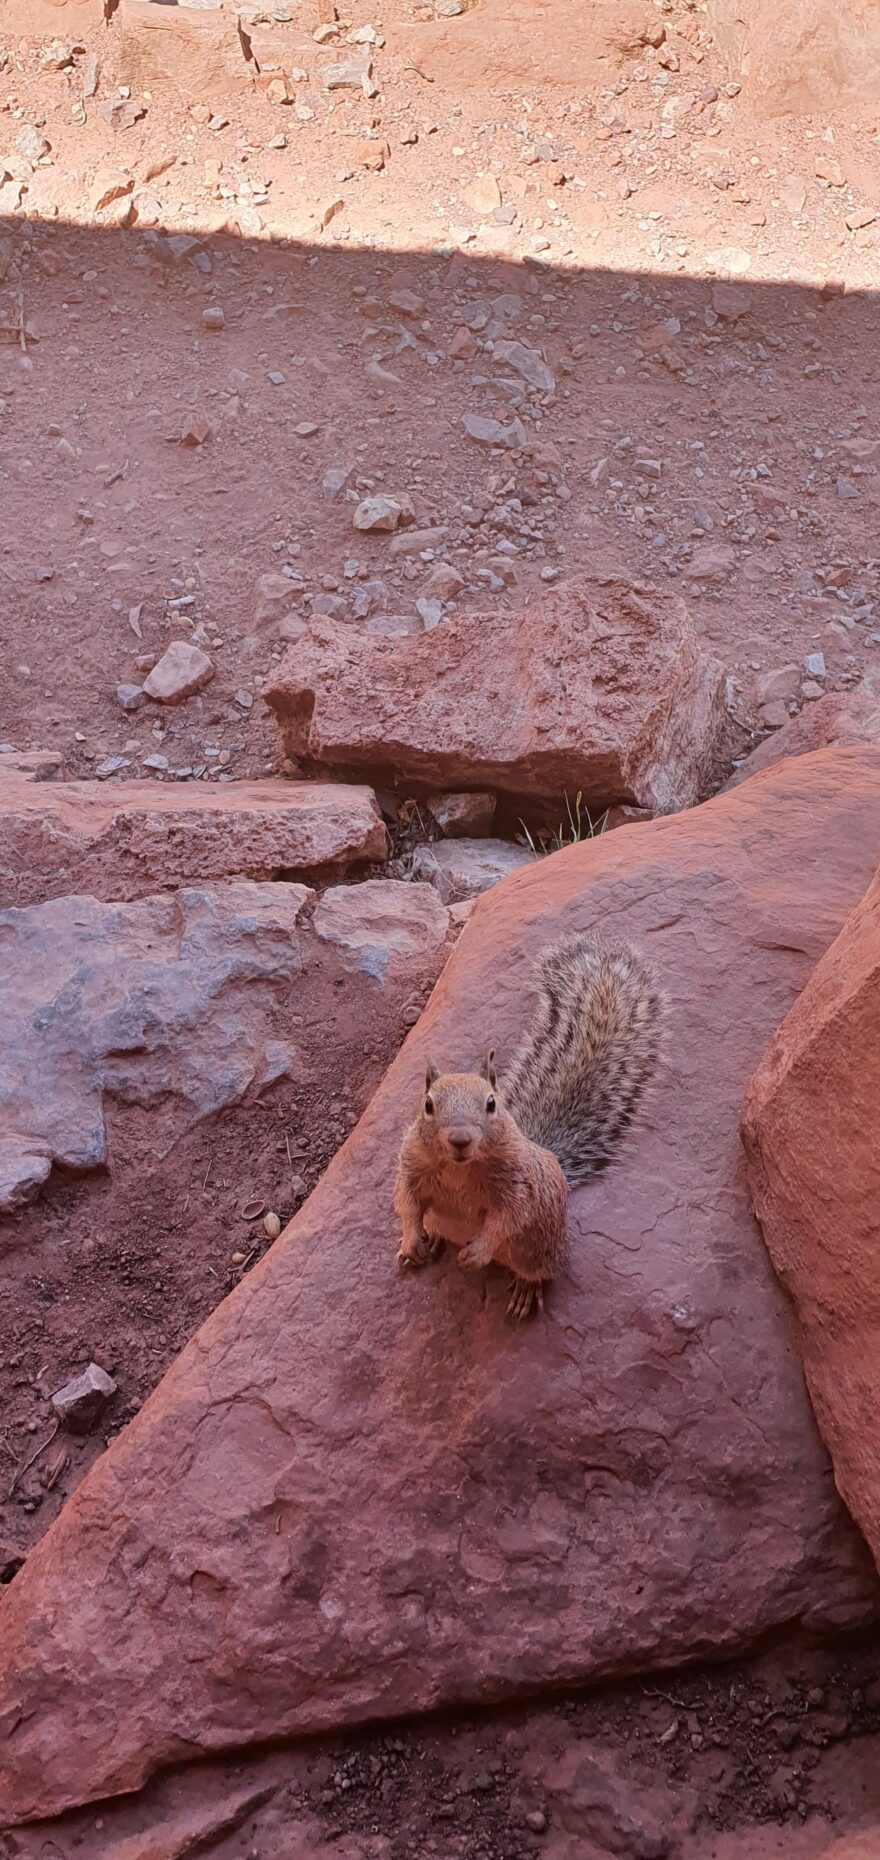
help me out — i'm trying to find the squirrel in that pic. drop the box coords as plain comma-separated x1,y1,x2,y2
394,932,663,1320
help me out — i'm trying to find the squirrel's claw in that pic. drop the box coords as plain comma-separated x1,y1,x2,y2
507,1277,544,1321
397,1232,444,1269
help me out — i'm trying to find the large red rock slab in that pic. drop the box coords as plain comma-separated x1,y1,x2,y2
743,866,880,1572
0,777,387,908
2,749,880,1824
727,690,880,789
263,577,729,814
707,0,880,118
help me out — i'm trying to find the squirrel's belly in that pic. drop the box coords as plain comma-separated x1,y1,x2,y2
423,1201,481,1250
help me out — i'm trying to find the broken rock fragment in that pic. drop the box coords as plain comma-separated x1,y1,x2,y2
412,838,533,903
52,1364,117,1435
426,791,497,837
142,640,214,703
312,878,449,982
264,576,729,814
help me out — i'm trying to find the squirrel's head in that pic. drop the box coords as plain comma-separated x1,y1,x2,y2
418,1052,502,1164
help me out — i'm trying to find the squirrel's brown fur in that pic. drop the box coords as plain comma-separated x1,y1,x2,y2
394,932,663,1320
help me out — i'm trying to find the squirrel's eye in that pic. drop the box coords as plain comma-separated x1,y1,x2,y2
424,1097,435,1116
486,1096,496,1114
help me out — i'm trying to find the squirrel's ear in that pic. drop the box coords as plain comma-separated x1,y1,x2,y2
480,1048,497,1088
425,1059,439,1089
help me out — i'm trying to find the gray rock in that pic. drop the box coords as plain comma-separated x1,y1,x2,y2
310,592,347,619
16,125,49,164
115,684,145,713
143,641,214,704
491,339,555,395
0,882,312,1218
462,412,527,449
312,879,449,983
0,1138,52,1213
324,51,371,89
52,1364,117,1434
323,465,352,497
803,651,827,680
415,597,443,629
353,495,403,533
411,838,534,903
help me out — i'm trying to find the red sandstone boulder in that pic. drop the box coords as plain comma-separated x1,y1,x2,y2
0,777,387,908
1,748,879,1823
0,0,105,34
263,577,729,815
743,866,880,1575
707,0,880,118
394,0,673,92
727,690,880,789
117,0,249,99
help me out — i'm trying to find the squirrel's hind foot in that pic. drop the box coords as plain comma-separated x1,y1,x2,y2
397,1231,445,1269
507,1276,544,1322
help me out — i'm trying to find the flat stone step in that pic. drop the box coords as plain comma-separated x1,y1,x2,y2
0,777,387,908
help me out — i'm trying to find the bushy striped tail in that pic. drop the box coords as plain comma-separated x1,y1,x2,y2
504,934,664,1186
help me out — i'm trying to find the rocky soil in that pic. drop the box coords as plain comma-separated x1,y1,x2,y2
2,0,880,1855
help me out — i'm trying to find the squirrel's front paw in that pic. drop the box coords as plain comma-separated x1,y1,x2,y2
398,1231,443,1268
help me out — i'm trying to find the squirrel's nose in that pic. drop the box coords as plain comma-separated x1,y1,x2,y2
447,1128,473,1158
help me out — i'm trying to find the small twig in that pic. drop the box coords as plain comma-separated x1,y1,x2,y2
202,1159,212,1190
643,1685,690,1710
7,1421,60,1500
403,58,433,82
17,291,26,354
285,1133,292,1166
44,1449,69,1491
